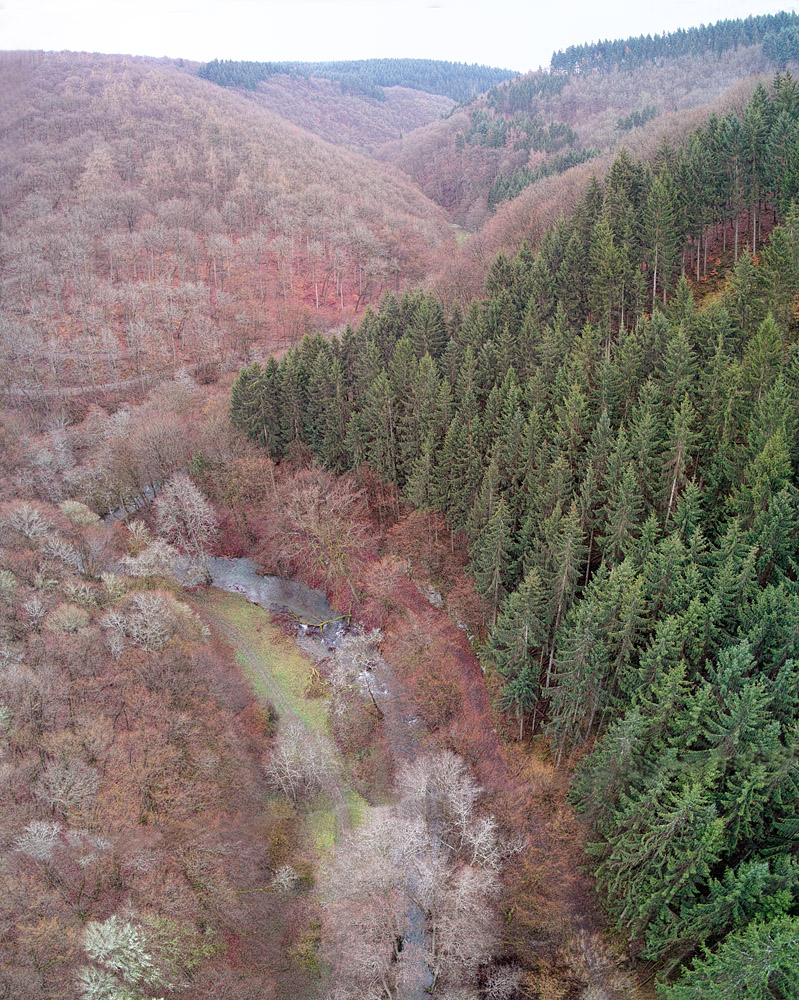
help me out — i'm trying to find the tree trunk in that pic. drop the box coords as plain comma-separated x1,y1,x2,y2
753,204,758,254
652,246,658,312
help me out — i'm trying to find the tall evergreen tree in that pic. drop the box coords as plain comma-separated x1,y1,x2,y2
644,169,680,306
486,567,548,737
474,496,513,626
658,916,799,1000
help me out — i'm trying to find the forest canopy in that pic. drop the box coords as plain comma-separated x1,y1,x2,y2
551,10,799,75
5,17,799,999
231,71,799,996
197,57,517,102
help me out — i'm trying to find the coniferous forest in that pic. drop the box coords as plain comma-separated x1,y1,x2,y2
198,57,517,102
550,10,799,74
5,11,799,1000
231,72,799,998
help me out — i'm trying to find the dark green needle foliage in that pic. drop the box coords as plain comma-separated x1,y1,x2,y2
199,57,516,102
232,73,799,993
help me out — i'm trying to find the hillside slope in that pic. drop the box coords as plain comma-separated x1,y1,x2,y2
193,56,516,155
232,69,799,992
238,75,454,154
197,56,516,102
432,75,767,306
378,44,772,230
0,51,454,396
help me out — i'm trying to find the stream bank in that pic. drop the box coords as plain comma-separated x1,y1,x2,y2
200,557,436,998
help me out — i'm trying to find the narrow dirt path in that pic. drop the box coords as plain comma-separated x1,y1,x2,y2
2,370,170,401
194,590,352,840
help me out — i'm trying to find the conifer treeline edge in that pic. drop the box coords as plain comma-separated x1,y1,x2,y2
198,57,516,103
230,73,799,996
551,10,799,75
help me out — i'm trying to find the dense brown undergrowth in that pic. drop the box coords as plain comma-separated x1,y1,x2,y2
0,364,644,995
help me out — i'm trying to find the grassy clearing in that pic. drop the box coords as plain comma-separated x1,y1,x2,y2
344,789,370,828
305,799,338,854
304,790,371,854
203,590,329,731
197,589,372,852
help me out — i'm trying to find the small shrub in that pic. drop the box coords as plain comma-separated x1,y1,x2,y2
59,500,101,528
45,602,90,634
0,569,18,601
413,669,462,729
290,920,323,978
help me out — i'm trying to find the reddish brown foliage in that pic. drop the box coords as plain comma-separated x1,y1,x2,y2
252,466,379,604
202,456,616,989
384,509,453,578
0,498,319,999
246,74,454,154
0,51,454,404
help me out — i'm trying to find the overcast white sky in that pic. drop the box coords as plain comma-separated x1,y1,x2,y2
0,0,794,72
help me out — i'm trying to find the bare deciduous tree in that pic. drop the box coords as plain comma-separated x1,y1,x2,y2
125,591,177,651
154,473,217,584
328,626,383,714
34,757,99,818
263,721,334,802
278,470,370,599
41,534,84,573
77,914,168,1000
321,752,503,999
484,964,524,1000
23,594,46,631
13,820,63,862
270,865,299,894
99,591,189,652
121,538,178,579
6,502,52,540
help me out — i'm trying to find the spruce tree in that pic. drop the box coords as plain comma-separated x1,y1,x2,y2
473,497,513,627
644,169,680,306
487,567,548,737
658,916,799,1000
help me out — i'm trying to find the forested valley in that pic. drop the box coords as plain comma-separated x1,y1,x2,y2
3,12,799,1000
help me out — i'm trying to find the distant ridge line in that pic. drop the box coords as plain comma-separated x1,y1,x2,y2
197,57,518,103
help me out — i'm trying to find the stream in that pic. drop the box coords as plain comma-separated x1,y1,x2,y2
203,556,434,997
204,556,421,758
204,556,345,645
